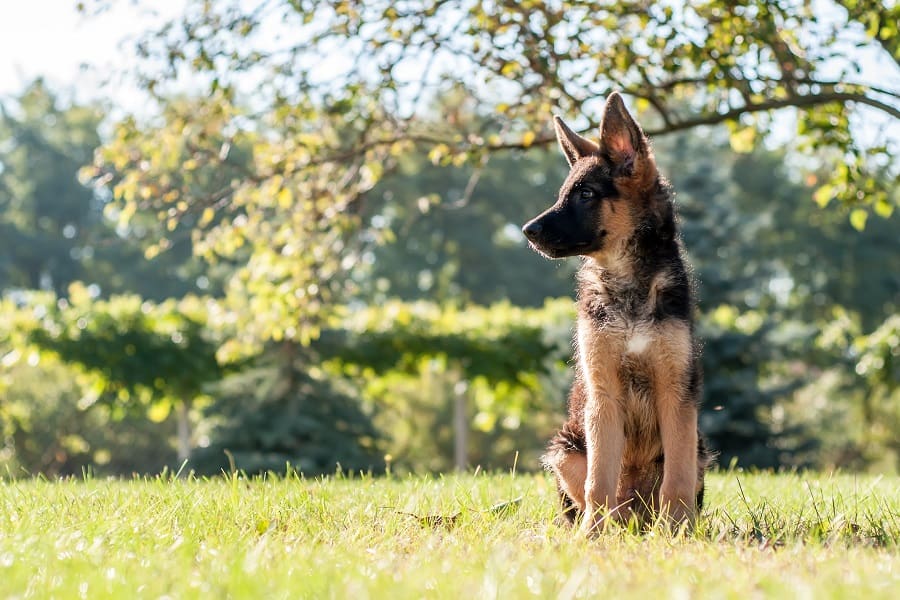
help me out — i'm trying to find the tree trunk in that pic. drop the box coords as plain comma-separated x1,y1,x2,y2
281,340,296,388
175,400,191,464
453,380,468,471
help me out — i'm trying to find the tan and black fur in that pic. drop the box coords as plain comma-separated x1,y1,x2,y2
522,93,713,533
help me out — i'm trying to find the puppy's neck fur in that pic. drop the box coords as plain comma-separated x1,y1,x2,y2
576,178,689,325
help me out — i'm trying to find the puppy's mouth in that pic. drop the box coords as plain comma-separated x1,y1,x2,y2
529,235,604,259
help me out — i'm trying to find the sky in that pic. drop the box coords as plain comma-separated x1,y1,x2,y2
0,0,184,111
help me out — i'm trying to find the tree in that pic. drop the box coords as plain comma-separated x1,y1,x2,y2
0,80,103,295
0,80,218,301
810,310,900,470
192,342,384,476
0,354,179,477
316,298,574,472
82,92,376,358
726,151,899,330
851,314,900,468
361,140,576,306
119,0,896,208
24,286,225,462
72,0,898,472
82,0,897,352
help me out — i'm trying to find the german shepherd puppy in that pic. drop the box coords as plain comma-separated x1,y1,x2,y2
522,93,713,533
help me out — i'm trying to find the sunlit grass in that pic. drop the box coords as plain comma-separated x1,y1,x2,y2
0,470,898,598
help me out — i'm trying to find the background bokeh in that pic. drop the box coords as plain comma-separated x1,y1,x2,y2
1,0,897,477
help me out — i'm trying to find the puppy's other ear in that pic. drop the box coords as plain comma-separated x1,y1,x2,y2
599,92,647,175
553,116,599,167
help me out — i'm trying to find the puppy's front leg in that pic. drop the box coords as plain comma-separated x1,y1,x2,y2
578,326,625,535
658,399,698,526
652,322,699,526
582,388,624,534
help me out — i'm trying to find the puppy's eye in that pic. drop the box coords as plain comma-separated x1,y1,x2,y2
579,188,595,200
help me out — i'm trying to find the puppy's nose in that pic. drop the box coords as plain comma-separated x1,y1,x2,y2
522,220,542,239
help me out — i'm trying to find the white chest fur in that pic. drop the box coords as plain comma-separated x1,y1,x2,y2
625,330,652,355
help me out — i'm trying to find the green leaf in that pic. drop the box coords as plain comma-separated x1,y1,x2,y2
521,131,536,148
873,198,894,219
849,208,868,231
813,185,833,208
728,127,756,154
427,144,449,165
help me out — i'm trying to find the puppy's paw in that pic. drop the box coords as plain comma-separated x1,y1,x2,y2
579,505,629,537
658,490,696,532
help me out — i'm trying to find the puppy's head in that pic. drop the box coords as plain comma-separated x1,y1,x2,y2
522,92,658,259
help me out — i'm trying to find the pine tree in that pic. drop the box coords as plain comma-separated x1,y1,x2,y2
193,343,383,476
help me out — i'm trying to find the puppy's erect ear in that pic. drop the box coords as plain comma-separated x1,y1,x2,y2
553,116,599,167
599,92,647,175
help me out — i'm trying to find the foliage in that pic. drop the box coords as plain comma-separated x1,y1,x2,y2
811,310,900,469
79,0,898,355
10,286,226,461
326,298,572,384
0,356,178,477
853,314,900,464
0,80,103,295
67,0,899,475
193,343,384,476
23,285,224,416
698,306,809,468
0,81,214,301
0,472,899,597
855,315,900,397
355,360,562,473
359,92,577,306
5,287,384,474
81,92,392,358
0,291,183,475
722,151,899,330
318,297,815,471
319,299,576,472
3,32,898,476
356,129,847,469
313,114,897,470
113,0,897,214
656,129,898,468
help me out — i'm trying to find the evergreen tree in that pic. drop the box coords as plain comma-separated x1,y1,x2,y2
0,80,102,294
193,343,383,476
0,80,214,300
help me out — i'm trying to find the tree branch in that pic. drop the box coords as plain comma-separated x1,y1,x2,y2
272,91,900,165
479,91,900,151
644,92,900,136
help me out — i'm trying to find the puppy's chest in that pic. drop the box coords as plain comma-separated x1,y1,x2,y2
578,310,658,379
579,277,654,336
578,280,662,389
577,316,658,442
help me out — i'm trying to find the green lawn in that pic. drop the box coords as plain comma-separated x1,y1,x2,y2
1,470,898,598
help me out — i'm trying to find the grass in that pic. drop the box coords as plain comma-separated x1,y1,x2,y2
0,470,898,599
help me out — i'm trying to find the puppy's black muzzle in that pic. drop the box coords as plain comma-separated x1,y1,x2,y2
522,208,604,259
522,214,579,258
